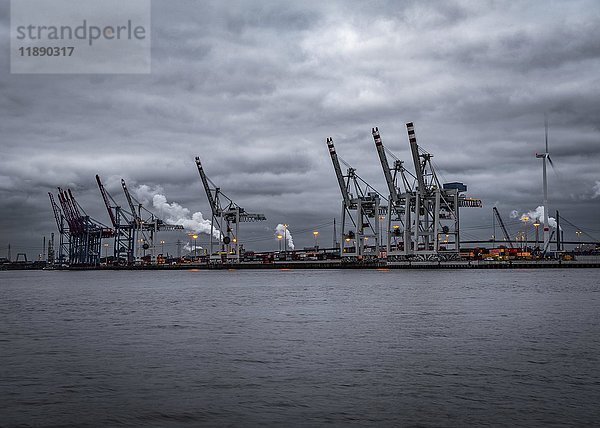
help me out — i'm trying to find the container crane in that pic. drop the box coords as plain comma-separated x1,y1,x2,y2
48,192,69,264
366,122,486,261
403,122,483,260
327,137,385,260
52,187,112,266
120,178,184,260
372,127,414,258
492,207,514,249
195,156,266,262
96,175,136,265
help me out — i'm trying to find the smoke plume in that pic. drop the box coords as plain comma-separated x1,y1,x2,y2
152,194,221,239
593,181,600,199
134,185,220,239
514,206,558,229
274,224,294,250
183,241,203,254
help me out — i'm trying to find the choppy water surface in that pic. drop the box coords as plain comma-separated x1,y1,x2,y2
1,269,599,426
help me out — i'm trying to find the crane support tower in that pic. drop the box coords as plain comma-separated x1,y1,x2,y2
48,192,69,265
326,137,386,261
195,156,266,263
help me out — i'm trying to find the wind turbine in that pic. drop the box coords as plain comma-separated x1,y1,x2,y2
535,115,554,253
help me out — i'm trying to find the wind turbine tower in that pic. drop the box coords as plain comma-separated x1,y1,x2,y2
536,116,554,253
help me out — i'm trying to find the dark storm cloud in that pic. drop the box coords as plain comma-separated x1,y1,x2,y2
1,0,600,256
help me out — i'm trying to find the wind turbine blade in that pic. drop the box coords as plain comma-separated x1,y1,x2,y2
544,114,549,153
547,155,560,179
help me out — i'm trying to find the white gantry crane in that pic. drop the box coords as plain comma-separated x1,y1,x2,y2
195,156,266,263
326,137,386,261
372,127,414,258
373,123,482,261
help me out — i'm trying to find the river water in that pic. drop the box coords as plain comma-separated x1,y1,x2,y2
1,269,599,426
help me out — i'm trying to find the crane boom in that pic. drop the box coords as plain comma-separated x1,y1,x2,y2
326,137,352,206
120,179,141,223
95,175,118,227
406,122,426,192
48,192,63,232
195,156,218,215
372,127,400,204
67,189,86,233
57,188,78,233
67,189,83,218
493,207,514,249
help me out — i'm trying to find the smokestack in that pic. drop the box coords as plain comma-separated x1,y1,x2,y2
48,233,55,265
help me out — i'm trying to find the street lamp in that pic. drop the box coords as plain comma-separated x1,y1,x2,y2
192,234,198,257
277,234,283,252
379,215,385,250
576,231,582,249
160,240,165,255
313,231,319,248
533,219,540,248
521,216,529,249
103,243,109,262
283,224,288,252
344,236,351,253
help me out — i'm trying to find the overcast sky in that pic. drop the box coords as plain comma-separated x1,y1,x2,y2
1,0,599,257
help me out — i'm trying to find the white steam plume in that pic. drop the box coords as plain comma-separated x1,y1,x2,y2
133,185,220,239
515,206,559,229
593,181,600,198
134,184,162,205
183,242,203,253
152,194,221,239
274,224,294,250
